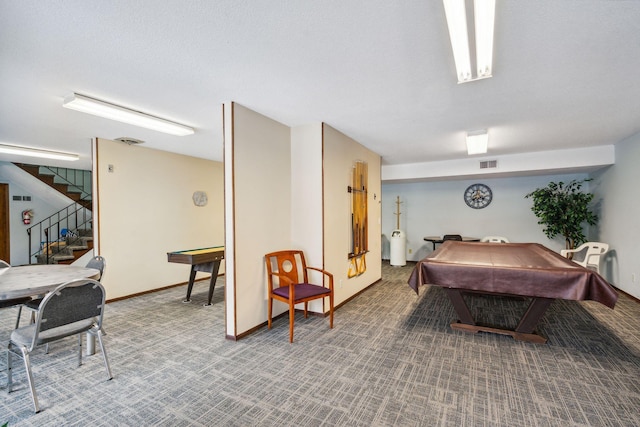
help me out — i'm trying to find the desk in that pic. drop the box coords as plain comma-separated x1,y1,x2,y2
407,241,618,343
167,246,224,306
423,236,480,251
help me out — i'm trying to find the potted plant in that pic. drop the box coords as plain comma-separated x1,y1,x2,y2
525,179,598,250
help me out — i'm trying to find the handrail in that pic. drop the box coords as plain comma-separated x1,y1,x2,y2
38,165,91,200
26,201,92,264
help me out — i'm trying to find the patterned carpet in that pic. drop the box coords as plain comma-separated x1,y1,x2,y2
1,261,640,426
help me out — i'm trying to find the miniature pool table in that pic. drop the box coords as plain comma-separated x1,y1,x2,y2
167,246,224,306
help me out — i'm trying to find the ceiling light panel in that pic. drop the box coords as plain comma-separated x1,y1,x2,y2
474,0,495,78
443,0,495,83
63,93,195,136
443,0,472,82
466,130,488,155
0,143,79,161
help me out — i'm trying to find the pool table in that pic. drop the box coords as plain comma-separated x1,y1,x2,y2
408,241,618,343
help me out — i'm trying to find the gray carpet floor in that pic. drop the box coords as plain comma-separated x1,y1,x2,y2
1,261,640,426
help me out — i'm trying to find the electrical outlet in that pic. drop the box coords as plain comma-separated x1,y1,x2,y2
339,279,343,289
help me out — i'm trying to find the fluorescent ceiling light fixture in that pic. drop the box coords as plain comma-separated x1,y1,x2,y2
0,143,79,161
443,0,472,82
63,93,194,136
474,0,495,78
443,0,496,83
466,130,488,155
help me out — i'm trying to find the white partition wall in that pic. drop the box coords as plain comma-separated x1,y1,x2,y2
290,124,324,313
224,106,382,339
224,103,292,338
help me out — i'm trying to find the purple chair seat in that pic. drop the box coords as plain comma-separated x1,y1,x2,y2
273,283,331,301
265,250,335,342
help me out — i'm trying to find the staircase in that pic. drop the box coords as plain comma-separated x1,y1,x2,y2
38,227,94,264
15,163,94,264
13,163,92,209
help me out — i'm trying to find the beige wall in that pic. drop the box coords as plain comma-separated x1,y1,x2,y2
95,138,224,300
322,124,382,301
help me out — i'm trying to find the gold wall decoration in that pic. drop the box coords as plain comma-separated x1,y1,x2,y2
348,160,368,277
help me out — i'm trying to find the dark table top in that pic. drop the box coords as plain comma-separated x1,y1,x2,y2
423,236,480,243
408,241,618,308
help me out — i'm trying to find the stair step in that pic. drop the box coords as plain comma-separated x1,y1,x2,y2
67,245,88,251
13,162,92,210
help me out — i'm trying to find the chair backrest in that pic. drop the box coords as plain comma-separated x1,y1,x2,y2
33,279,105,347
443,234,462,241
265,250,308,288
86,256,106,281
581,242,609,270
481,236,510,243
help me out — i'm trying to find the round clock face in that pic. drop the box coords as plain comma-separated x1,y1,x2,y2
464,183,492,209
192,191,208,207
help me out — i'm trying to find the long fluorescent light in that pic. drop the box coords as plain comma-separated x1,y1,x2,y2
443,0,472,82
443,0,496,83
0,143,79,161
63,93,194,136
466,130,488,155
474,0,495,78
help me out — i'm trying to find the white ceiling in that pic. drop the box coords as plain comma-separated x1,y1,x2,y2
1,1,640,173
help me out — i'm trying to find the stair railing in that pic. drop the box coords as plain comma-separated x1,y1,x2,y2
37,165,92,201
26,202,92,264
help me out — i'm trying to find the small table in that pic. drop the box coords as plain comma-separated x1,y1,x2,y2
407,241,618,343
167,246,224,306
423,236,480,251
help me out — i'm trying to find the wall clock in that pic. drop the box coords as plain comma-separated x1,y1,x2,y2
192,191,208,207
464,183,492,209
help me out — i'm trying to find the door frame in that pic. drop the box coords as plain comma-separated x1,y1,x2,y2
0,183,10,263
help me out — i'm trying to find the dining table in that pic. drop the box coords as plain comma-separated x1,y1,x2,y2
0,264,101,353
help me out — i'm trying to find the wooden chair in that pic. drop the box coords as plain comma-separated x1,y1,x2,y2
560,242,609,273
265,250,334,343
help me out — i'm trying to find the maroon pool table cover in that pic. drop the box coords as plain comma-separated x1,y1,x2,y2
407,241,617,308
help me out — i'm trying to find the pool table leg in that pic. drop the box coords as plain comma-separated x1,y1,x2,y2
444,289,552,344
515,297,554,334
444,288,476,324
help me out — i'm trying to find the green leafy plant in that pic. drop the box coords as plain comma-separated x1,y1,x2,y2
525,179,598,250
